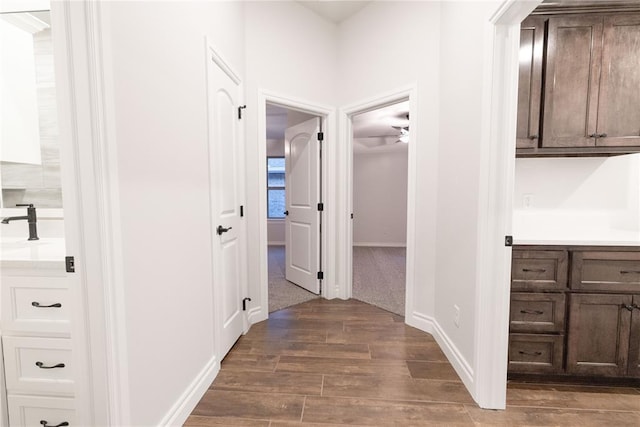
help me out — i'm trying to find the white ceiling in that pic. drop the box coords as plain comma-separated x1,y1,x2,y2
266,101,409,152
296,1,371,24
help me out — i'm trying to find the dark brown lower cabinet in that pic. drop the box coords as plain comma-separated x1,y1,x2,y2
509,333,564,374
566,293,634,377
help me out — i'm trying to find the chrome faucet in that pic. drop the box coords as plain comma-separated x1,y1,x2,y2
1,203,39,240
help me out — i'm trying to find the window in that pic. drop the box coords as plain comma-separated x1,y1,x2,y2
267,157,285,219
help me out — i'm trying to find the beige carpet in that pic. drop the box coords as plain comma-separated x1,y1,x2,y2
268,245,406,316
268,245,318,312
352,246,406,316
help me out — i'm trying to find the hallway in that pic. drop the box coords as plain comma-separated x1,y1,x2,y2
185,299,640,426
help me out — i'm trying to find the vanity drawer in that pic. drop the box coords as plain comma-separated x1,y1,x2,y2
512,250,568,291
1,277,71,334
8,395,75,427
571,251,640,292
3,336,74,395
510,292,566,333
508,333,564,374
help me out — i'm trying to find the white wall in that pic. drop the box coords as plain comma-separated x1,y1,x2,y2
244,1,338,313
353,147,408,246
338,0,441,324
435,0,502,382
514,154,640,241
102,1,244,425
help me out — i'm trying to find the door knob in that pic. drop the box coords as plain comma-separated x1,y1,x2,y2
217,225,232,235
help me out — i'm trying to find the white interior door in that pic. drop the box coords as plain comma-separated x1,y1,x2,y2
285,117,321,294
207,49,245,359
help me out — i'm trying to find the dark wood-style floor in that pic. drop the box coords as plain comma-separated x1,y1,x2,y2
185,299,640,426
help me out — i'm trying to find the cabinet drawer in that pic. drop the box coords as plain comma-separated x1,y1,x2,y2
510,293,566,333
8,395,75,427
1,277,71,334
512,250,568,291
508,334,564,374
571,251,640,292
3,336,74,395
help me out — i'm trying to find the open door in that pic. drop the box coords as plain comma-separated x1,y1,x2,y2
207,48,245,359
284,117,321,294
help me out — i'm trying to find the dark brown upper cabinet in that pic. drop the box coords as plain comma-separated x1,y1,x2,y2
516,16,545,149
542,15,604,149
516,11,640,157
596,14,640,148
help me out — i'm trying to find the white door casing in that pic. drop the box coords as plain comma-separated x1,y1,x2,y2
285,118,321,294
207,45,246,359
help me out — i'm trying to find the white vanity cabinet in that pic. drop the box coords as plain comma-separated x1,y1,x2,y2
1,264,76,427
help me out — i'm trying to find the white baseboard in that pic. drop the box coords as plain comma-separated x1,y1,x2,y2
353,242,407,248
405,311,475,400
405,310,435,334
247,305,267,326
431,320,475,393
159,355,219,426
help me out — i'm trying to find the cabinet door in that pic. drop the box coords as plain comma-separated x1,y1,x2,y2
516,16,545,149
596,14,640,147
566,293,632,377
628,295,640,377
542,15,603,148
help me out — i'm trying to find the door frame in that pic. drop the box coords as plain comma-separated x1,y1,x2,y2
472,0,541,409
256,91,337,319
337,85,418,319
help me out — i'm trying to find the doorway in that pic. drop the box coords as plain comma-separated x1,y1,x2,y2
350,101,409,316
265,103,321,312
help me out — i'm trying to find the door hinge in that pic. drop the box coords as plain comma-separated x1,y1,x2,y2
317,202,324,211
65,256,75,273
242,297,252,311
238,105,247,119
240,205,244,217
317,132,324,141
505,235,513,247
317,271,324,280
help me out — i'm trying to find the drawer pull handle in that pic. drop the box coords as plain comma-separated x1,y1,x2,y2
40,421,69,427
36,361,66,369
32,301,62,308
620,270,640,274
522,268,546,273
622,304,635,312
520,309,544,315
519,350,542,356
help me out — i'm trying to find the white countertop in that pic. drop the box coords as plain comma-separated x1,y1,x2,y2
513,229,640,247
1,237,66,269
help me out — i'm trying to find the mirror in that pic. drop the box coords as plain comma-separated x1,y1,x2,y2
0,10,62,208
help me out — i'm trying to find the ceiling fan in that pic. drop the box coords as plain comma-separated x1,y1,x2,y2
358,113,410,146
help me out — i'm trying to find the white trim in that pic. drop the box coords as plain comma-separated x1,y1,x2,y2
352,242,406,248
246,306,265,326
405,312,475,395
158,356,219,427
473,0,542,410
51,1,129,425
431,319,475,390
207,41,241,86
337,84,418,312
404,310,434,334
256,90,337,322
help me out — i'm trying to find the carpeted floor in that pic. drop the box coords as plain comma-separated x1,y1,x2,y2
352,246,406,316
268,245,318,312
268,245,406,316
